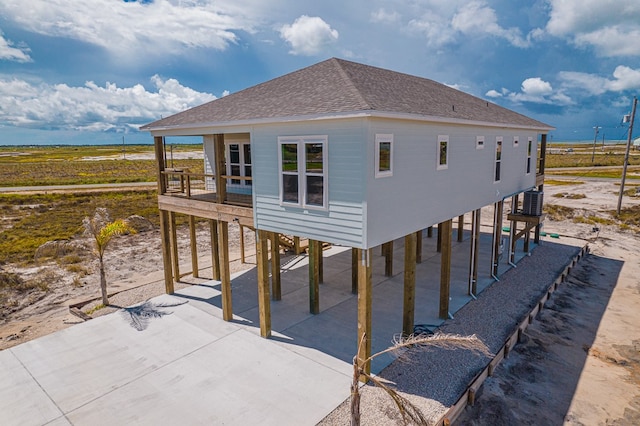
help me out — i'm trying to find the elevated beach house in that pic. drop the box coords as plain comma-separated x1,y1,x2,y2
141,58,552,372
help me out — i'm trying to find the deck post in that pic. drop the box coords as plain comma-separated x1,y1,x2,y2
218,220,233,321
457,214,465,242
535,134,547,243
189,215,199,278
159,210,174,294
318,241,324,284
154,137,173,294
439,219,453,319
209,219,220,281
168,211,179,282
510,195,518,263
357,248,373,380
351,248,358,294
416,230,423,264
437,222,443,252
214,134,226,204
492,201,504,276
294,236,302,255
256,230,271,338
309,239,320,314
239,224,245,264
383,241,393,276
469,209,481,296
427,226,433,238
270,232,282,301
403,232,417,336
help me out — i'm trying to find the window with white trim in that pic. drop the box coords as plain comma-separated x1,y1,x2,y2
526,137,533,174
513,136,519,147
437,135,449,170
278,136,328,209
476,136,485,150
495,137,503,182
226,142,251,187
375,134,393,178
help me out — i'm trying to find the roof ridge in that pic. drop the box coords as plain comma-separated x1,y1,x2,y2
331,58,372,110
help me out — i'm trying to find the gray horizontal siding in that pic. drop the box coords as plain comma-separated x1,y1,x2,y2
252,119,367,247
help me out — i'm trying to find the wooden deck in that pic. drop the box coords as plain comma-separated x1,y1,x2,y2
158,194,254,227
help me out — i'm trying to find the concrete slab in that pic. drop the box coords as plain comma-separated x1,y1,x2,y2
65,329,349,425
1,224,549,425
0,350,64,426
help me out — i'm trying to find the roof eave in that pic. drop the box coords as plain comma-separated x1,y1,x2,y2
141,110,554,135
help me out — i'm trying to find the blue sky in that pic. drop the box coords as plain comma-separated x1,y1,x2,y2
1,0,639,146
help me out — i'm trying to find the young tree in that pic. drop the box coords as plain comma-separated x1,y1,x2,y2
83,208,136,306
351,333,491,426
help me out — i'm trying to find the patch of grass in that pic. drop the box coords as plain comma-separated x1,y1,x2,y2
544,204,576,221
0,270,25,291
66,264,89,275
86,304,106,315
545,153,640,168
573,215,615,226
614,205,640,227
60,254,83,264
552,192,586,199
0,190,159,265
544,179,584,186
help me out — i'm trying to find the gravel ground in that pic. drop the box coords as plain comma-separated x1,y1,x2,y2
319,240,582,425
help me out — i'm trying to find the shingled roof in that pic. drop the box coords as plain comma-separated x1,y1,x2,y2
141,58,552,131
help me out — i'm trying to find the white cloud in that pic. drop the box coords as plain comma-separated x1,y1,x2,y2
370,8,401,24
0,0,267,58
451,1,530,48
408,11,457,47
544,0,640,57
574,27,640,57
407,1,531,48
521,78,553,97
488,77,572,106
0,30,31,62
279,15,339,56
0,76,216,132
559,66,640,95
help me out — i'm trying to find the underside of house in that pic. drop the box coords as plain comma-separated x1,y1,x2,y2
141,58,553,375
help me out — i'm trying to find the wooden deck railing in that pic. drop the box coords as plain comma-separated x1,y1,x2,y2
161,169,253,207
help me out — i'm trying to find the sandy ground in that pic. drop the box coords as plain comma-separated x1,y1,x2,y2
0,221,255,350
458,178,640,425
1,177,639,425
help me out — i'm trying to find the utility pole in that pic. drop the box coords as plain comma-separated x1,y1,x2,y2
591,126,600,163
122,136,126,160
617,96,637,215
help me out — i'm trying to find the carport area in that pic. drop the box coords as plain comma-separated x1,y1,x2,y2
1,227,536,425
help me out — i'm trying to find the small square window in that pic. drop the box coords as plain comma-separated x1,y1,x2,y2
476,136,485,150
437,135,448,170
375,134,393,178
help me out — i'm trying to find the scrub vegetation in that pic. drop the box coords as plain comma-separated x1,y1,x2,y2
0,144,203,187
0,190,159,265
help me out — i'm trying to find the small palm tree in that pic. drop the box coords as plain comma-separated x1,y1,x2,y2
83,208,136,306
351,333,491,426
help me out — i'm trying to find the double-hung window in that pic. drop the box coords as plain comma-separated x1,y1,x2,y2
437,135,449,170
375,134,393,178
495,137,503,182
526,137,533,174
279,136,328,209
